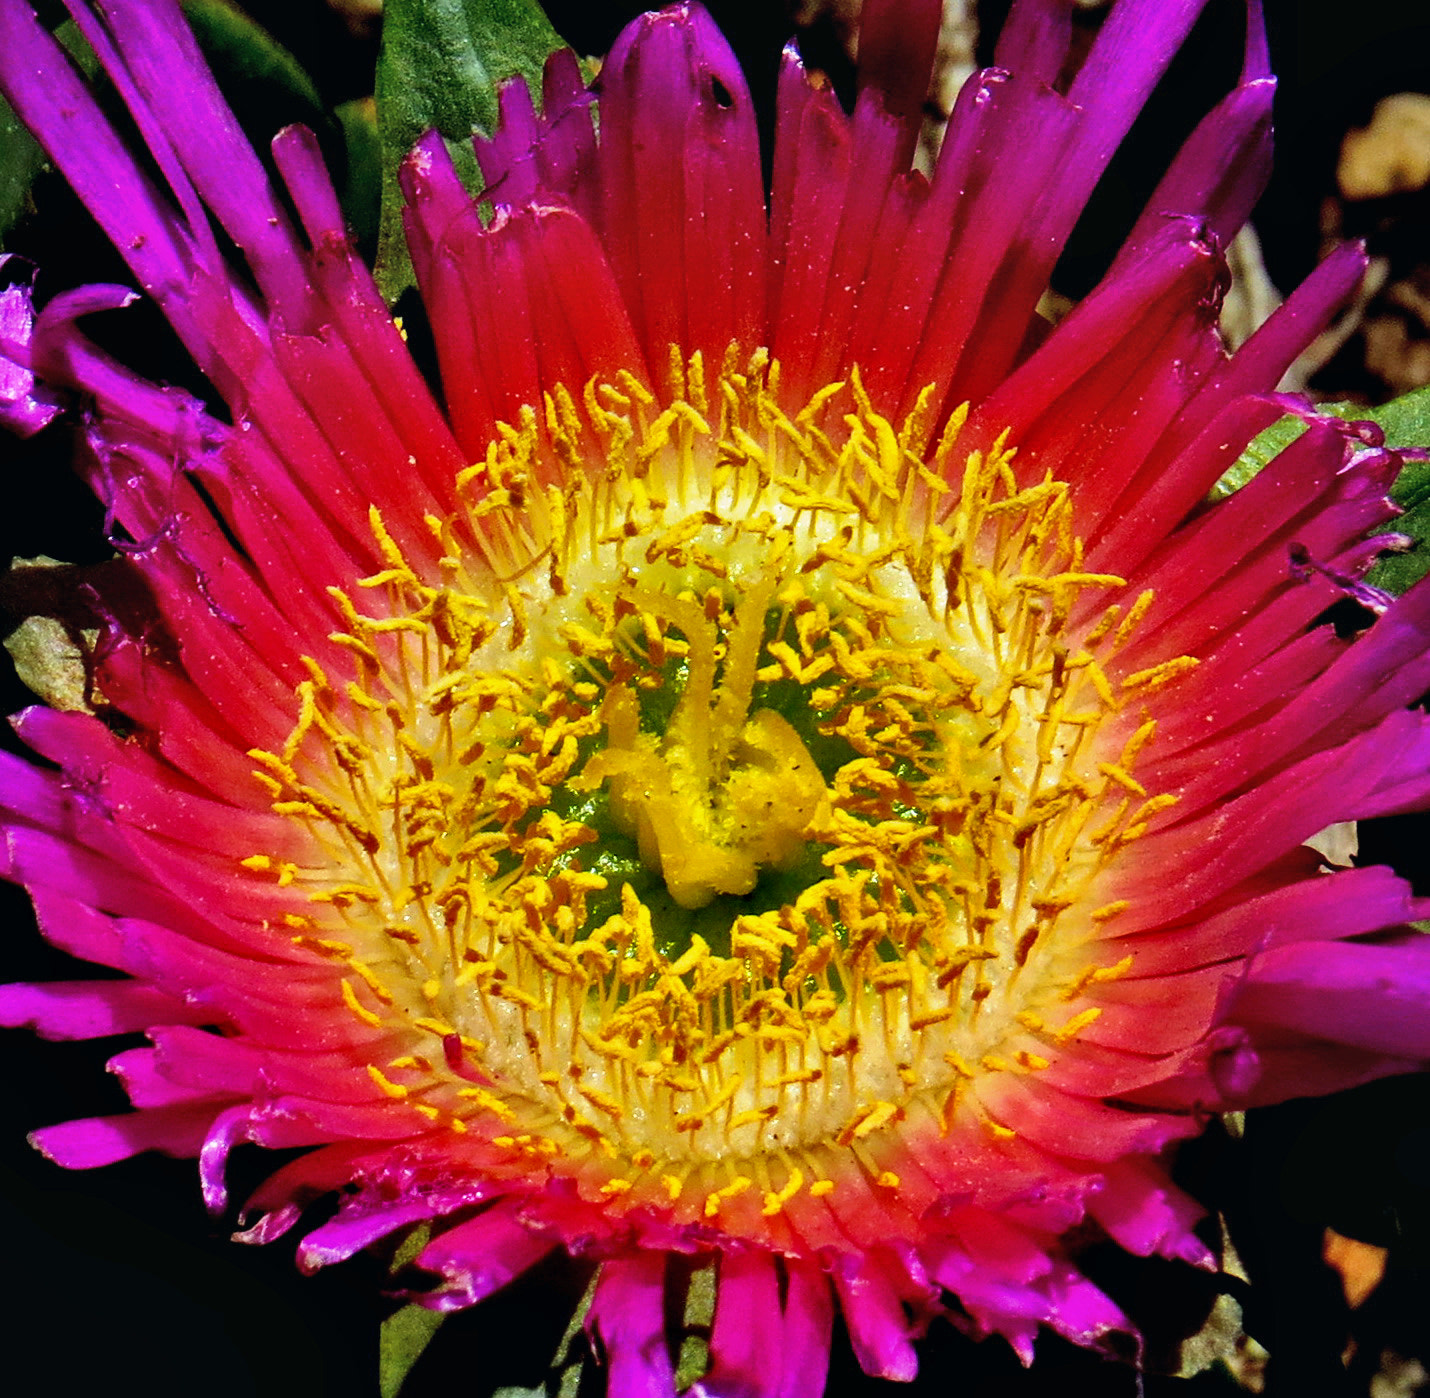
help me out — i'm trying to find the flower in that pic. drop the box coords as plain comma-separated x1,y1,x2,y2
2,0,1430,1390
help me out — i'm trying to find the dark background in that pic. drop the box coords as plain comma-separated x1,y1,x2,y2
2,1,1430,1394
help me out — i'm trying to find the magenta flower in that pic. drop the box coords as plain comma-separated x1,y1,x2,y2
2,0,1430,1391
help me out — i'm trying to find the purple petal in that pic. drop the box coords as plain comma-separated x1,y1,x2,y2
587,1254,676,1398
415,1202,557,1311
694,1251,784,1398
0,256,62,435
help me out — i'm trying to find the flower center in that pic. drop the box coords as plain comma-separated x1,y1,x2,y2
245,350,1190,1216
573,566,823,911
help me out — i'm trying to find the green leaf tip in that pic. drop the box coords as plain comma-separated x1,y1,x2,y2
374,0,565,303
0,95,47,245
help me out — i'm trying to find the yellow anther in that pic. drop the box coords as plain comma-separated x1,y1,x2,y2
730,1106,778,1130
837,1100,901,1147
1116,589,1157,645
456,1085,517,1122
1090,900,1129,922
761,1167,805,1216
340,979,384,1028
1122,655,1199,692
944,1051,977,1078
1053,1007,1104,1043
1097,762,1148,797
703,1177,753,1218
367,1065,410,1099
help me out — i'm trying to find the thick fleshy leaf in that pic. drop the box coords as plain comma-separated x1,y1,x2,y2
1209,411,1307,501
1,557,102,712
181,0,332,142
0,91,45,241
674,1257,717,1392
489,1271,598,1398
1216,384,1430,593
380,1304,445,1398
374,0,564,301
336,96,381,254
380,1224,444,1398
1364,384,1430,594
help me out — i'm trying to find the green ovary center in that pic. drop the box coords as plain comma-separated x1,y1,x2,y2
248,351,1186,1195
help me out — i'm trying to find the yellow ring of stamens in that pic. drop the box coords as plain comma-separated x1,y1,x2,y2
245,347,1189,1214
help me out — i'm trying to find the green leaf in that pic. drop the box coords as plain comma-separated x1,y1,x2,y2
336,97,382,256
379,1223,443,1398
180,0,331,138
1213,384,1430,595
374,0,564,302
0,557,114,713
1363,385,1430,595
1175,1291,1268,1389
380,1303,446,1398
673,1257,717,1392
179,0,345,206
1359,382,1430,453
490,1267,598,1398
0,95,47,244
1209,413,1308,501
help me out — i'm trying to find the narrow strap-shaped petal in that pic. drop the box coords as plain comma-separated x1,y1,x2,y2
473,48,599,219
1234,937,1430,1059
697,1251,785,1398
108,1045,239,1109
775,1260,835,1398
1107,864,1429,967
831,1250,926,1382
1087,1158,1213,1267
993,0,1074,83
295,1179,501,1270
65,0,311,317
587,1254,677,1398
0,979,210,1039
975,1074,1196,1161
593,2,766,370
415,1200,557,1311
31,1104,218,1168
855,0,942,167
1119,78,1275,264
0,0,217,355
